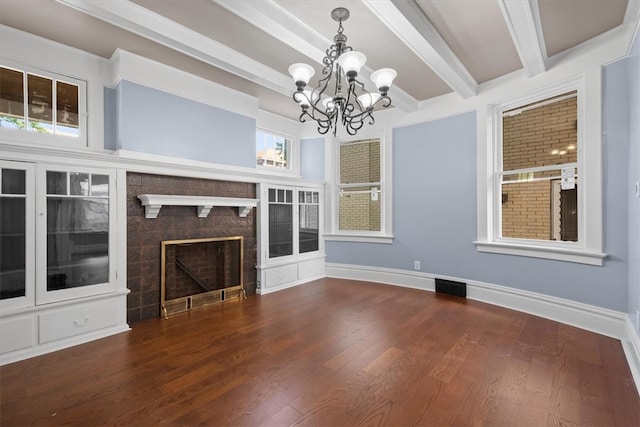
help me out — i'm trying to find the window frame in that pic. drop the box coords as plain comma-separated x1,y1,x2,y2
475,71,605,265
255,128,295,173
0,61,87,148
325,131,393,244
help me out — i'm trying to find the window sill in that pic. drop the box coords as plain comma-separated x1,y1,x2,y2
324,234,394,244
473,241,606,266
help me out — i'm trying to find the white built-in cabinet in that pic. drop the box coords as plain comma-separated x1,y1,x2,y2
0,160,129,365
256,184,325,294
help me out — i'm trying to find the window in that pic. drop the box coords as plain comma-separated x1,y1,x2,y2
500,91,578,242
338,138,382,232
0,65,84,141
256,130,292,170
476,73,605,265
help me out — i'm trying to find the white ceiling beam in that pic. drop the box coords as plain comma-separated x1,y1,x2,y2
497,0,547,77
363,0,477,99
57,0,293,97
213,0,419,113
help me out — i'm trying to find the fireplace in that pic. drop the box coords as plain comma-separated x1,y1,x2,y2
161,236,245,318
126,172,257,323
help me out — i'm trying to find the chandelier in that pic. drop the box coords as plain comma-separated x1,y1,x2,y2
288,7,397,136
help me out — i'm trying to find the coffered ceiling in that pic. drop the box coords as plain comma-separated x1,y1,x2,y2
1,0,637,120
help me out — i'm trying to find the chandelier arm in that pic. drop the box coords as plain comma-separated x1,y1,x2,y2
288,7,394,136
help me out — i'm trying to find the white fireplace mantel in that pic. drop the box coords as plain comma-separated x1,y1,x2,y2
137,194,258,219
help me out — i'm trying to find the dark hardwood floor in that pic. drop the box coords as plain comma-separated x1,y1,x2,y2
1,278,639,426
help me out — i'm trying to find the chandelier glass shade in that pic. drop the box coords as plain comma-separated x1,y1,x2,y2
288,7,397,136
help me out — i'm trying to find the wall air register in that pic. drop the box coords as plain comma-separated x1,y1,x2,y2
435,278,467,298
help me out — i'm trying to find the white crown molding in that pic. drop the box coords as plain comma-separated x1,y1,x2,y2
0,141,311,187
363,0,477,99
497,0,547,77
213,0,419,113
57,0,293,97
325,262,628,340
623,0,640,55
107,49,259,119
370,19,635,132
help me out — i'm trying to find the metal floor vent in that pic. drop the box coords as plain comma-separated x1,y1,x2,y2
435,278,467,298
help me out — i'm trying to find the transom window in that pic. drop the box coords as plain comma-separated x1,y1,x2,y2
0,65,84,140
256,130,292,170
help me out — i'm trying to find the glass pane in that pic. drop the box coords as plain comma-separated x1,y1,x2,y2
1,169,26,195
299,204,319,253
0,67,25,129
46,171,67,195
47,197,109,290
339,186,381,232
501,175,578,242
27,74,53,134
0,197,26,299
268,188,276,203
277,189,285,203
312,192,319,204
91,174,109,197
256,131,289,169
502,91,577,171
340,139,380,184
285,190,292,203
70,173,89,196
299,191,304,203
268,203,293,258
56,81,79,137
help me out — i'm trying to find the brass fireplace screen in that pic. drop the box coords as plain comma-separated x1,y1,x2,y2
160,236,245,318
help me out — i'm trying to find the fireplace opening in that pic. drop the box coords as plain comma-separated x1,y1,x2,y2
161,236,245,318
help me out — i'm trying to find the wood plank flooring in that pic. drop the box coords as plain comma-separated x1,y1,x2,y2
1,278,639,426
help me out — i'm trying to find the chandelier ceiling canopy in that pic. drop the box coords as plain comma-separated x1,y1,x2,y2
288,7,397,136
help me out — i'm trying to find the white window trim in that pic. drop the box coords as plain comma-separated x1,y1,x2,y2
255,127,299,176
474,69,605,266
324,130,394,244
1,59,88,149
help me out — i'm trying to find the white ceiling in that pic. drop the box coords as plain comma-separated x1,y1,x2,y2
1,0,636,121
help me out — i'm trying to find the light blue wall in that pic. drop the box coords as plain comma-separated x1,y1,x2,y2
628,32,640,323
103,87,117,151
326,62,632,312
115,81,256,167
300,137,325,181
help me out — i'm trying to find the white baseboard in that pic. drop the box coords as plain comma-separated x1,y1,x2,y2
622,317,640,394
256,274,325,295
326,263,627,339
326,263,639,392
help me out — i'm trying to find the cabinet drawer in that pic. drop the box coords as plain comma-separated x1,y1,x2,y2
298,259,325,280
0,316,35,354
264,264,298,288
39,300,119,344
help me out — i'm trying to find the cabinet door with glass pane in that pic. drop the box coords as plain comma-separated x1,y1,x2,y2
0,161,35,311
299,190,319,254
36,165,116,304
268,187,294,259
